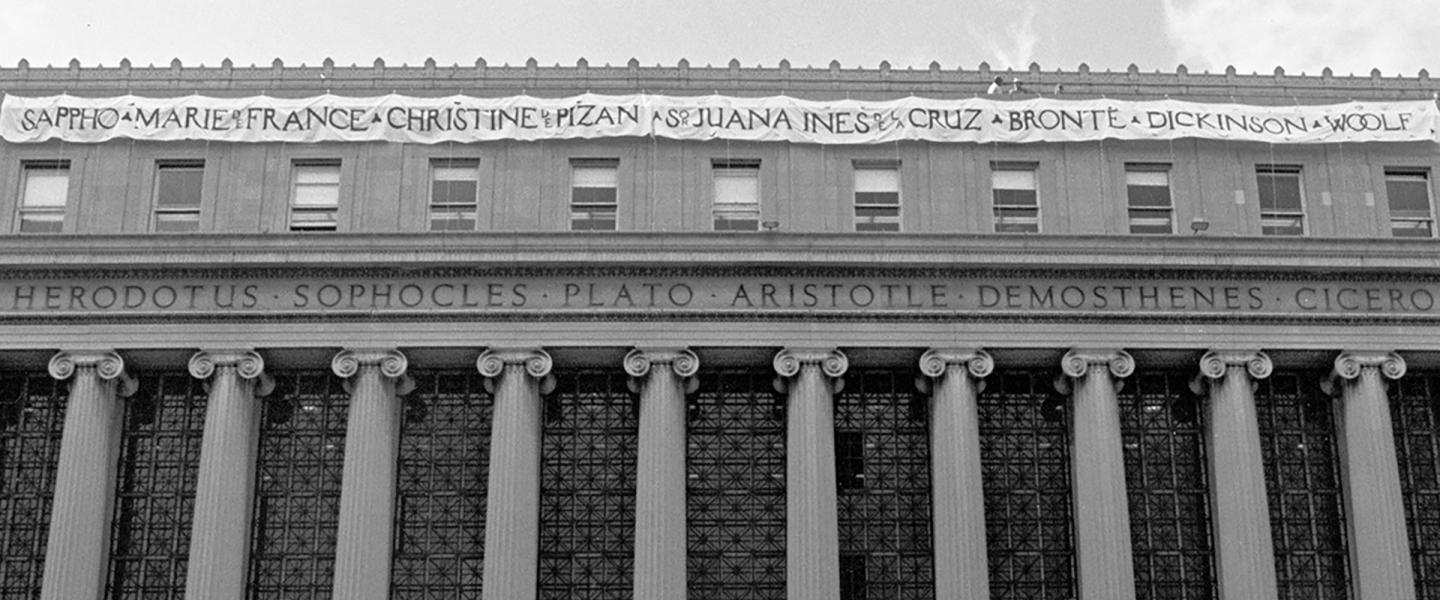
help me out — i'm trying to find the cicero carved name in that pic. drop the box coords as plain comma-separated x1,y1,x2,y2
3,275,1437,318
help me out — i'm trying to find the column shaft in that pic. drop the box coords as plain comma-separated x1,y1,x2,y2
776,348,846,600
1201,352,1279,600
40,351,134,600
921,349,992,600
185,351,270,600
629,348,697,600
1330,352,1414,600
480,350,552,600
331,349,410,600
1063,350,1137,600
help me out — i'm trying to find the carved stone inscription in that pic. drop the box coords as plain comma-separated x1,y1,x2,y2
3,275,1437,318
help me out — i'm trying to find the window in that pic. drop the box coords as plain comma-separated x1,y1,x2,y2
992,163,1039,233
1256,165,1305,236
17,161,69,233
429,159,479,232
290,161,341,232
853,164,900,231
570,159,618,231
712,159,760,231
153,161,204,232
1126,164,1173,234
1386,168,1434,238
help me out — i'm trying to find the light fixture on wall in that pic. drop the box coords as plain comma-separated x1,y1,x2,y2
761,221,780,231
1190,218,1210,234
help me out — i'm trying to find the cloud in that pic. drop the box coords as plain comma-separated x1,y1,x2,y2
1163,0,1439,75
974,4,1039,70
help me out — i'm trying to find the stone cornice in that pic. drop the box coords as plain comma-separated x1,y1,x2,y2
3,233,1440,274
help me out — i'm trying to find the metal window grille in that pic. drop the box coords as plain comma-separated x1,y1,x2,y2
979,371,1076,600
834,369,935,600
1388,373,1440,599
106,373,207,599
0,373,66,599
391,370,492,599
1256,373,1350,600
686,369,786,599
247,371,348,599
538,371,637,599
1120,371,1215,600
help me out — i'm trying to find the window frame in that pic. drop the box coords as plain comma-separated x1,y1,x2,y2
288,160,342,232
151,159,205,233
1255,164,1307,236
991,161,1040,233
711,158,761,232
428,158,480,232
16,160,71,234
852,161,901,232
569,158,620,231
1125,163,1174,235
1384,167,1435,238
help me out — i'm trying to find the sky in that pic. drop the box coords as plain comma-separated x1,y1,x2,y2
0,0,1435,78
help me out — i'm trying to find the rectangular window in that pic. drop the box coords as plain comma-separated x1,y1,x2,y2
17,161,69,233
992,163,1039,233
570,159,618,231
1126,164,1174,234
1386,168,1434,238
835,430,865,490
153,160,204,233
1256,165,1305,236
713,159,761,231
289,161,341,232
853,164,900,232
429,159,479,231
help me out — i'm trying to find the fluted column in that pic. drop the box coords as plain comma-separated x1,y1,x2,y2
1323,351,1414,600
1057,348,1136,600
773,347,848,600
479,348,555,600
330,348,413,600
40,350,137,600
1194,350,1278,600
185,350,274,600
626,348,700,600
917,348,993,600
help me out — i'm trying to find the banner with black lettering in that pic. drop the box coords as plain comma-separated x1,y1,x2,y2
2,93,1435,145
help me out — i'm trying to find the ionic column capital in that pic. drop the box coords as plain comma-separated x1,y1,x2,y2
189,349,274,396
1198,350,1273,381
332,348,413,395
477,348,555,394
1323,351,1406,397
48,350,137,397
917,348,993,394
1060,348,1134,380
773,348,847,394
624,347,699,394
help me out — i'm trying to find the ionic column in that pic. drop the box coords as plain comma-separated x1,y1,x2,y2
185,350,274,600
1057,348,1136,600
626,348,700,600
1323,351,1415,600
478,348,555,600
773,347,848,600
1194,350,1278,600
330,348,413,600
917,348,993,600
39,350,137,600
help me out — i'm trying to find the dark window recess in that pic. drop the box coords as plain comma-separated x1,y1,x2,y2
836,431,866,489
0,373,67,597
1256,165,1305,236
1388,373,1440,600
1386,169,1434,238
391,371,492,599
840,554,868,600
1257,373,1350,600
154,161,204,232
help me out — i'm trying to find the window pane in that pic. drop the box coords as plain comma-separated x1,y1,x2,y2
714,171,759,205
155,212,201,232
1387,173,1432,213
18,212,63,233
992,169,1036,191
1129,210,1174,235
293,185,340,207
993,189,1037,207
433,166,477,181
1127,184,1172,209
22,170,69,208
294,167,340,185
854,168,899,193
1257,170,1303,211
431,180,477,207
1391,219,1433,238
1261,215,1305,236
430,211,477,231
1125,170,1169,188
571,166,617,188
713,217,759,231
854,191,899,206
155,165,204,208
571,187,616,206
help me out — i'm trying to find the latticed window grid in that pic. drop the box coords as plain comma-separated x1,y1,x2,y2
1256,373,1350,600
1120,371,1215,600
106,373,207,600
0,373,66,600
539,371,637,600
834,369,935,600
1389,373,1440,600
391,371,492,600
979,371,1076,600
247,371,348,599
687,370,786,600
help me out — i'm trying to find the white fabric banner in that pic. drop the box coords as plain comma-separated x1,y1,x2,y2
2,93,1435,145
